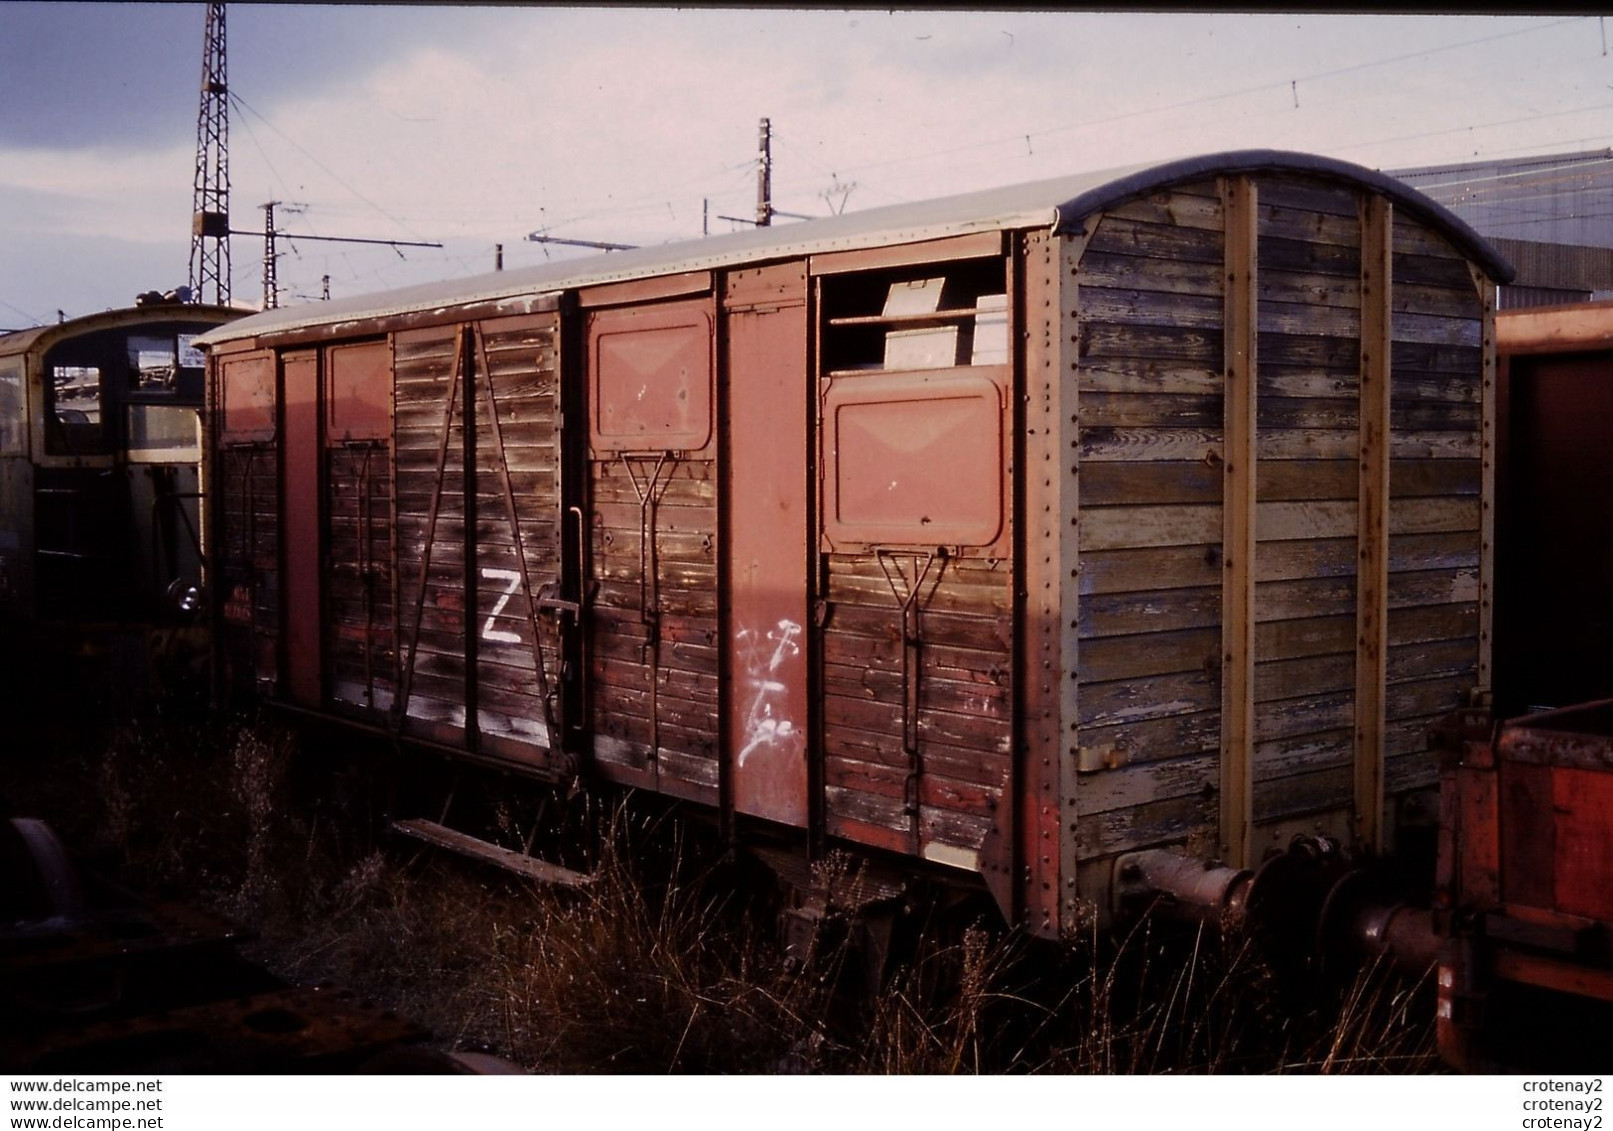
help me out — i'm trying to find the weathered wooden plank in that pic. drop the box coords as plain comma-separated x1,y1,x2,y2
823,605,1011,654
1390,400,1480,433
1078,752,1217,815
1078,424,1477,464
1393,253,1475,292
1386,673,1473,723
1075,254,1224,300
823,755,1003,815
1385,746,1441,792
825,694,1013,754
1085,216,1225,263
1248,567,1478,625
1078,709,1220,774
1388,637,1477,685
823,726,1007,788
1079,544,1224,595
1257,234,1360,279
1079,670,1219,727
1257,300,1360,340
1081,323,1223,365
1104,190,1225,231
1256,689,1354,742
1079,391,1223,428
1079,427,1222,463
1258,201,1362,248
1258,367,1359,400
1256,651,1354,703
1260,268,1360,311
1081,504,1221,550
1393,281,1481,320
1074,792,1216,859
1256,179,1359,218
1390,459,1481,497
1079,626,1219,682
821,661,1012,718
1392,310,1482,348
1080,461,1223,506
824,568,1011,617
821,630,1010,684
1253,497,1479,541
1257,460,1355,501
1080,585,1221,638
1391,340,1483,376
1258,396,1357,430
591,500,719,536
1254,728,1352,782
1254,765,1353,822
1259,332,1360,370
1078,289,1224,331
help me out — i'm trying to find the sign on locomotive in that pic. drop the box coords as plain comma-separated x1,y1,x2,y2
194,150,1513,937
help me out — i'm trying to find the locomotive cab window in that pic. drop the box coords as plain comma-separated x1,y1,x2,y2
126,404,201,463
128,336,179,394
44,364,107,456
0,362,24,455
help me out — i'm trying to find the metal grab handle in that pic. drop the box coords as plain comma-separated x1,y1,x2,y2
568,505,588,611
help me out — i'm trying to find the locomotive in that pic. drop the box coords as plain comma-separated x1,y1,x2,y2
0,301,242,683
194,149,1511,941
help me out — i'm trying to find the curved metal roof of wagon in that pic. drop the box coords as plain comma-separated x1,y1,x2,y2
195,149,1514,348
0,303,242,359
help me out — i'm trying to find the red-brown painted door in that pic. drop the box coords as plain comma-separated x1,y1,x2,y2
722,264,809,826
280,350,323,707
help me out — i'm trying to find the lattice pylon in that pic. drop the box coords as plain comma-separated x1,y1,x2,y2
187,3,231,306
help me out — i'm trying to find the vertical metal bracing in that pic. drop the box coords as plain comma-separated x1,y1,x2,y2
1471,264,1498,699
1219,176,1259,871
262,202,279,310
188,2,230,306
1354,195,1394,853
756,118,773,228
875,549,942,851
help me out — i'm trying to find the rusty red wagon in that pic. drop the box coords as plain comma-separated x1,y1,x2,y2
196,149,1510,940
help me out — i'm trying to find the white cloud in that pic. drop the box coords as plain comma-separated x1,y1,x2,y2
3,9,1607,318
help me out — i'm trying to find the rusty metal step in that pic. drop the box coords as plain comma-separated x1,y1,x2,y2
389,818,595,887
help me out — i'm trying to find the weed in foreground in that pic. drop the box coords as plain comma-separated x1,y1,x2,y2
11,708,1440,1074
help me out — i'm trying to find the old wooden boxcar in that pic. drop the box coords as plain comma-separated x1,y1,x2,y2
197,150,1511,935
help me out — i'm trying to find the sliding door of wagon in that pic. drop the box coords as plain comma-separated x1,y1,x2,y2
722,264,810,826
280,350,322,708
584,297,720,803
813,248,1015,870
392,314,567,772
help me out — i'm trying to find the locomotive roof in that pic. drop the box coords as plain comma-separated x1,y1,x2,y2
196,149,1514,348
0,303,241,359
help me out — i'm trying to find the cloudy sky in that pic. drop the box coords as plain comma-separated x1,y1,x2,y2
1,5,1608,325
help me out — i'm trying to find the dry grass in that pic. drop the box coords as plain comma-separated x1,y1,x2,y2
6,702,1439,1075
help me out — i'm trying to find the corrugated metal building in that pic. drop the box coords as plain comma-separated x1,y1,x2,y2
1391,149,1613,308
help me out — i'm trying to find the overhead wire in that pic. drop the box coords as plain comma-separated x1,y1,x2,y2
763,15,1593,196
0,297,42,326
